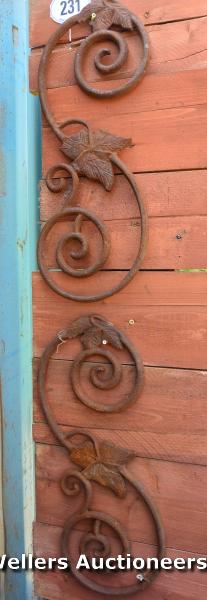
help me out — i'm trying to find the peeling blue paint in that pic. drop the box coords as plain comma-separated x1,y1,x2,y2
0,0,41,598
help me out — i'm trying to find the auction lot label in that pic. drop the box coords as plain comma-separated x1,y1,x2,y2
50,0,91,24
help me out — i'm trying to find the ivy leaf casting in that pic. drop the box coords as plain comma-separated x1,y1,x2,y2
70,439,136,498
59,316,124,349
80,323,123,350
78,0,134,32
84,463,127,498
61,128,132,191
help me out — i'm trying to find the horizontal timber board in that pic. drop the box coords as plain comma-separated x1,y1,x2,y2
33,359,207,465
34,568,207,600
33,421,207,467
30,21,207,92
34,522,207,600
33,272,207,306
33,272,207,369
39,215,207,271
42,103,207,174
36,443,207,554
40,170,207,220
41,69,207,124
30,0,207,48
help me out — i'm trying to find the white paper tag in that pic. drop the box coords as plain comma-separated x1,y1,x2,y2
50,0,91,24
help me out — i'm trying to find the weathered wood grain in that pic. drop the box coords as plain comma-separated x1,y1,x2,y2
33,272,207,370
42,103,207,174
31,3,207,598
30,0,207,48
39,215,207,270
34,522,207,600
33,271,207,305
30,18,207,92
30,32,141,93
34,421,207,467
33,359,207,465
39,170,207,221
36,443,207,553
40,68,207,124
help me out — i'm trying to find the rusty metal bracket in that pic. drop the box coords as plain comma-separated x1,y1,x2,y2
38,315,165,595
37,1,149,302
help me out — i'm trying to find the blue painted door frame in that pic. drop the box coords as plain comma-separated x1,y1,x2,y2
0,0,40,598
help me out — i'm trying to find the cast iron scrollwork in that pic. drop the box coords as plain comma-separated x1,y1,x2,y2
38,316,165,595
37,121,148,301
37,1,149,302
39,0,149,101
60,431,165,596
37,3,165,595
38,314,144,418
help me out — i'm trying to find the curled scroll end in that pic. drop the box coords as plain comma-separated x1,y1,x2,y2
74,1,149,98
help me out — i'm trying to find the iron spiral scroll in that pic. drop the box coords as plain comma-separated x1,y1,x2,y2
60,451,165,596
38,0,149,302
38,315,144,418
38,315,165,595
39,0,150,102
37,1,166,595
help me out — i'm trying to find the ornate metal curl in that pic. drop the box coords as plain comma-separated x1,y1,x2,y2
39,0,149,101
38,428,165,595
61,441,165,596
37,2,149,302
37,128,148,302
38,316,165,595
38,315,144,421
36,5,165,595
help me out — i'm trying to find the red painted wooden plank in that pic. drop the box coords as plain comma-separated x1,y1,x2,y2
36,443,207,554
33,360,207,465
30,0,207,48
34,522,207,600
33,273,207,370
40,69,207,125
39,216,207,270
33,272,207,306
30,18,207,91
39,170,207,221
42,103,207,174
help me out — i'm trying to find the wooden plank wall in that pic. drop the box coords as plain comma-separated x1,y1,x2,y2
30,1,207,598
